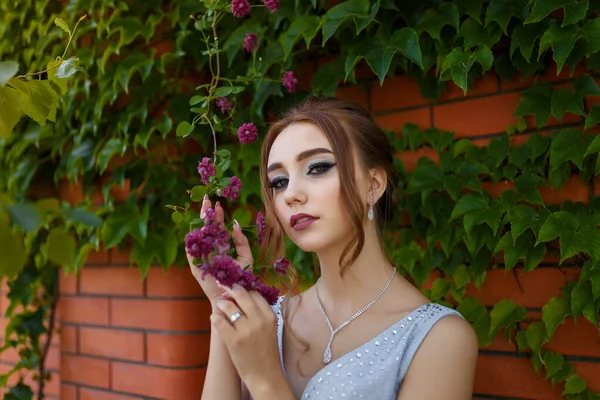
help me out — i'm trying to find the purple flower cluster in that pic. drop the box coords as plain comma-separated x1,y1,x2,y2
216,97,232,113
243,33,258,52
185,208,280,305
256,211,265,246
197,157,216,184
282,71,297,93
231,0,251,18
264,0,279,12
222,176,242,200
237,122,258,144
274,257,289,275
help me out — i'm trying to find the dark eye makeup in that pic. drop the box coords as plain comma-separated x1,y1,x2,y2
268,161,336,190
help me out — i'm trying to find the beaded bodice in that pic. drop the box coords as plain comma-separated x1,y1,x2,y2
271,297,463,400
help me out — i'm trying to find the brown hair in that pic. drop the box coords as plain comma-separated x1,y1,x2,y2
256,97,399,373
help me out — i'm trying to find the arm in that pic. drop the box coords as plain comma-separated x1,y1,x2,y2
396,316,479,400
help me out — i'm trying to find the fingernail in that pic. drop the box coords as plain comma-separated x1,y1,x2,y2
233,219,239,228
216,201,220,208
203,194,208,201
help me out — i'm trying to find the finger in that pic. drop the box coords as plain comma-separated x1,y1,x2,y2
219,283,259,318
248,290,273,316
210,313,237,344
214,299,246,327
215,201,225,226
232,220,254,269
200,194,212,218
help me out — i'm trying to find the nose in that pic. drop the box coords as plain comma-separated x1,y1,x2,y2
282,177,307,207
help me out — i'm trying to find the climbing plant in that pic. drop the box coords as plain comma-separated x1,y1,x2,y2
1,0,600,398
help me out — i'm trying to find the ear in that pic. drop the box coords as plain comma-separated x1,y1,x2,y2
368,167,388,203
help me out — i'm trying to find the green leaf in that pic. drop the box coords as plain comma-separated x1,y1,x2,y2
7,204,43,233
47,229,77,269
458,18,503,50
430,277,452,301
514,82,554,128
509,205,538,242
524,242,546,272
583,19,600,55
514,173,546,205
563,374,587,395
456,297,492,346
571,279,594,319
527,0,589,26
454,0,486,23
510,23,546,61
0,86,22,136
0,60,19,86
354,2,380,34
101,202,137,248
539,24,582,74
574,74,600,96
9,79,60,126
110,17,143,50
0,222,27,278
550,88,585,121
311,58,344,96
542,296,570,337
527,133,550,160
391,28,423,69
47,59,68,95
176,121,194,137
486,0,529,34
64,208,103,228
156,229,178,268
54,17,71,35
321,0,370,46
131,239,156,278
526,321,548,355
418,2,460,41
441,46,493,94
537,211,578,243
56,57,80,79
97,138,126,174
550,129,587,170
585,133,600,159
489,299,527,337
190,185,207,202
364,29,423,84
453,264,470,289
544,351,566,379
584,103,600,131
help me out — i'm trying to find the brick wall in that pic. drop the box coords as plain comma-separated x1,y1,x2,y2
333,62,600,399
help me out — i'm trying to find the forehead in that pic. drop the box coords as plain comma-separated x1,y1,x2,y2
268,122,332,164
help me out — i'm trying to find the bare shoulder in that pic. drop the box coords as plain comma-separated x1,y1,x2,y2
396,314,479,400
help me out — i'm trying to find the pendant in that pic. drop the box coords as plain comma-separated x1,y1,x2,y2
367,207,374,220
322,343,332,364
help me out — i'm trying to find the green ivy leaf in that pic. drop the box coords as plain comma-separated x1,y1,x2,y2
583,18,600,55
54,17,71,35
486,0,529,34
110,17,143,50
46,229,77,269
509,205,538,242
458,18,503,50
527,0,589,26
156,229,178,268
526,321,548,355
321,0,370,46
6,381,35,400
47,59,68,95
190,185,207,202
311,58,344,96
0,60,19,86
453,264,470,289
585,132,600,157
514,173,546,205
354,2,380,34
456,297,492,346
574,73,600,96
544,351,566,379
551,363,574,385
550,129,587,170
176,121,194,137
563,374,587,395
418,2,460,41
430,277,452,301
451,193,489,220
489,299,527,338
97,138,126,174
101,202,141,248
542,296,571,337
113,53,154,94
514,82,554,128
510,23,545,61
527,133,551,160
131,237,156,278
64,208,103,229
539,24,582,74
524,242,546,272
7,203,43,233
536,211,578,243
9,79,59,126
454,0,485,23
0,86,22,136
364,28,423,84
280,15,321,61
550,88,585,121
571,279,595,321
584,104,600,131
441,46,493,94
0,221,27,278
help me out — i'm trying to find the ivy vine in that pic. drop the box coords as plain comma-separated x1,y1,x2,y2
1,0,599,398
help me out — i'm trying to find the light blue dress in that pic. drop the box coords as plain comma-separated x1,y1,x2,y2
270,296,464,400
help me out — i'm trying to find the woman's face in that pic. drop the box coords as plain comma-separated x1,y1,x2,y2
266,122,359,253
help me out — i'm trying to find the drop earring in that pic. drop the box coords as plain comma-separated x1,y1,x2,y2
367,194,374,221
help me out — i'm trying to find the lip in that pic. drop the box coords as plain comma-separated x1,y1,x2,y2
290,213,319,231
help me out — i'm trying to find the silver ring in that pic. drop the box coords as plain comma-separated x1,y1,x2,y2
229,311,243,324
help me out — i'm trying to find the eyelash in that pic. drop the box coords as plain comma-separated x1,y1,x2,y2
268,162,336,190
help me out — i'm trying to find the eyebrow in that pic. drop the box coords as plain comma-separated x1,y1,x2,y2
267,148,334,174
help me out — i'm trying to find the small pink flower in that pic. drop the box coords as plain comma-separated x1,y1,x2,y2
222,176,242,200
243,33,258,53
282,71,297,93
274,257,289,275
256,211,265,246
237,122,258,144
215,97,232,113
264,0,279,12
197,157,216,184
231,0,251,18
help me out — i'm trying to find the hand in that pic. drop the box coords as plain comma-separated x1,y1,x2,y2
211,283,282,389
186,195,254,305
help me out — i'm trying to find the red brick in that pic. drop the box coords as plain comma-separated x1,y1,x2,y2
61,354,110,387
434,93,521,138
109,247,131,265
147,333,210,367
483,332,517,353
438,72,499,103
146,266,204,298
572,361,600,392
59,270,78,294
81,387,140,400
474,354,564,399
371,75,428,112
79,267,144,296
80,327,144,362
59,297,109,325
44,372,61,397
60,325,78,353
86,247,110,265
110,299,212,331
465,267,581,308
398,148,439,172
335,84,369,109
112,362,205,400
481,180,514,199
46,345,61,370
539,175,589,205
61,384,78,400
549,317,600,358
374,108,431,132
595,177,600,197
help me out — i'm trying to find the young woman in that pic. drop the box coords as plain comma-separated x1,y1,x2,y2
188,97,479,400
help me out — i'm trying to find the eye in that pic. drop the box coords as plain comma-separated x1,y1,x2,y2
269,177,288,190
308,162,336,175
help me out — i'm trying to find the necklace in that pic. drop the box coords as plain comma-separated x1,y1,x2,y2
315,268,397,364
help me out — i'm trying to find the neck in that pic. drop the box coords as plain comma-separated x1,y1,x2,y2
314,223,396,319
